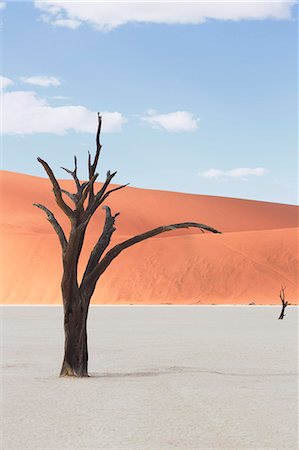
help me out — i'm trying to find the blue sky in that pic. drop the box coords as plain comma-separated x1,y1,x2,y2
1,1,298,204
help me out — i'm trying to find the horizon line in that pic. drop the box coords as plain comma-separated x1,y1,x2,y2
1,169,298,207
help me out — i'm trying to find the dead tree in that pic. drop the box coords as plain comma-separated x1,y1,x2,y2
278,286,288,319
34,113,221,377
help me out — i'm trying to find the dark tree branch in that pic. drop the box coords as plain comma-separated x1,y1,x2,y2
93,113,102,174
80,181,90,191
59,156,100,210
100,182,130,203
61,189,77,204
37,157,73,218
88,113,102,201
88,152,92,176
95,170,118,198
33,203,67,252
82,222,221,295
61,156,82,197
81,171,118,227
77,172,99,209
81,206,119,286
61,156,80,190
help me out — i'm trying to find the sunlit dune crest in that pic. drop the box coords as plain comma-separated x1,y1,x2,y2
1,171,298,305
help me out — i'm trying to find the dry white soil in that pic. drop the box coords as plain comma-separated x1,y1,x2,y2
1,306,298,449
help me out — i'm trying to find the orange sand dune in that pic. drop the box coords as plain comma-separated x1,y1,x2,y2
0,171,298,304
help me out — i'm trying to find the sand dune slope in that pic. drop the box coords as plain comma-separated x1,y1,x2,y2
0,171,298,304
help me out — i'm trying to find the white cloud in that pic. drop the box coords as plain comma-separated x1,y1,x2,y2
40,13,81,29
0,75,13,89
1,89,127,135
142,110,199,132
34,1,296,31
0,2,6,10
21,75,61,87
200,167,268,180
52,18,81,29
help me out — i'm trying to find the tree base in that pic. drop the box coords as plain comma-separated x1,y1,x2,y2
60,361,89,378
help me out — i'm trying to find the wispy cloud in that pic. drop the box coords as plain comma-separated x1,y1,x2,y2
34,1,296,31
20,75,61,87
142,110,199,132
53,18,81,29
1,87,127,135
0,75,13,89
40,13,81,29
199,167,268,180
0,2,6,10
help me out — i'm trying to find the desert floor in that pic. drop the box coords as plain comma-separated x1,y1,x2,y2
1,306,298,449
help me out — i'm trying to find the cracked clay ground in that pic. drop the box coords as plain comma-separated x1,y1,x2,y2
1,306,298,449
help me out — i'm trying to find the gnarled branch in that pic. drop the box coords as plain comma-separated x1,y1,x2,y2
33,203,67,252
81,221,221,294
37,157,73,218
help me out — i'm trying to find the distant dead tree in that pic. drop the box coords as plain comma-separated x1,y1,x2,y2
278,286,288,320
34,114,221,377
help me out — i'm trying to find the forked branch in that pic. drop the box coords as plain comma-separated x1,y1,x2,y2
61,156,81,192
77,172,99,208
81,221,221,294
81,206,120,283
82,171,118,225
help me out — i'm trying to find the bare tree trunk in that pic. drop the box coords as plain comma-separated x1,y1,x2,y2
278,306,287,320
278,286,288,320
34,113,221,377
60,290,90,377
